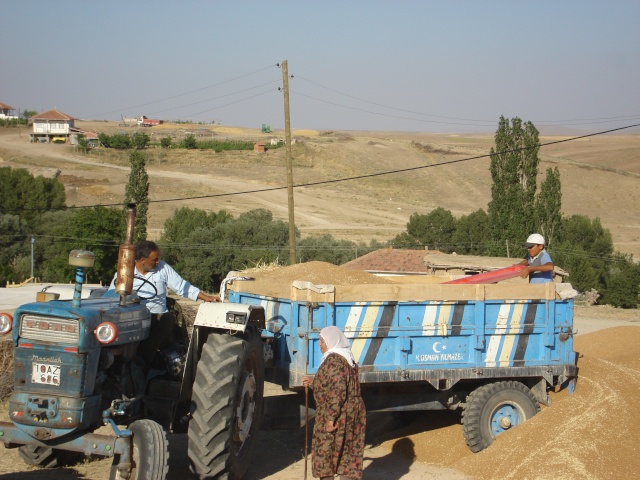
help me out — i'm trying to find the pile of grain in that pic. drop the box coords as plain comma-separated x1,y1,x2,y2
380,326,640,479
241,261,394,285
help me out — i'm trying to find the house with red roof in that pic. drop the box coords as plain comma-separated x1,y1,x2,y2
29,109,76,143
342,248,568,283
0,102,19,120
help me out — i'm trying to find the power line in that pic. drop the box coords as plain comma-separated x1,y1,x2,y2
293,74,640,127
2,123,639,216
143,80,281,118
82,64,279,119
3,234,633,264
174,88,277,121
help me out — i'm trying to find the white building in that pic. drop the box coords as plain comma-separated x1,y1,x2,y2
30,109,75,143
0,102,18,120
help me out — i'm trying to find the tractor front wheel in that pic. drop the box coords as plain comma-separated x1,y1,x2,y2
109,419,169,480
188,328,264,479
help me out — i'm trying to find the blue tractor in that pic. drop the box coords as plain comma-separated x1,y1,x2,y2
0,205,266,479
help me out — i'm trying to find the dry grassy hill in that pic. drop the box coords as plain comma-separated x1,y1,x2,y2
0,122,638,259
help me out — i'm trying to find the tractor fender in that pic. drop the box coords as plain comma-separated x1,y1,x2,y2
173,304,265,425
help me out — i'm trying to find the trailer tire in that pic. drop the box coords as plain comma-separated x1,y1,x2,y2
18,445,82,468
462,381,540,453
109,419,169,480
188,328,264,479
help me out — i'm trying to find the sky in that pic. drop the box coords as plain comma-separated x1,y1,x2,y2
2,1,639,134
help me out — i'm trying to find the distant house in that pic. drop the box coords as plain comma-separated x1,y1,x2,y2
343,248,439,276
343,248,568,283
29,109,75,143
0,102,18,120
69,127,99,147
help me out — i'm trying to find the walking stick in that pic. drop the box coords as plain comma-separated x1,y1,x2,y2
304,384,309,480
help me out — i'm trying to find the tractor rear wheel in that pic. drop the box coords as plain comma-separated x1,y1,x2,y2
109,419,169,480
188,328,264,479
462,381,540,452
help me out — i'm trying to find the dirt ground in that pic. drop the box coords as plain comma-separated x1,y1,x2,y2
0,308,638,479
0,124,639,478
0,123,639,258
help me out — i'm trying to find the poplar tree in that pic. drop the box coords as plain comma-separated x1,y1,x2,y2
125,150,149,241
535,167,562,246
487,116,540,255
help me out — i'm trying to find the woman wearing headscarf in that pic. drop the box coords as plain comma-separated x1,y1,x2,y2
302,326,367,480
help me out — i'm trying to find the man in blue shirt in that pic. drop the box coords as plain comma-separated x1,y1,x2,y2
108,240,220,371
518,233,554,283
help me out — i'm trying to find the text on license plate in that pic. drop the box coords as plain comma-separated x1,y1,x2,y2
31,363,61,386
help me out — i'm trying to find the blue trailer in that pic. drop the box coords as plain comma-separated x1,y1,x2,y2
207,271,578,452
0,251,579,479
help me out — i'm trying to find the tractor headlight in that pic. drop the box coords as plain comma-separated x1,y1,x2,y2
94,322,118,344
0,313,13,335
226,312,247,324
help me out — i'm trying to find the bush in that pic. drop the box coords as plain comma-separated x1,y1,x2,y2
0,340,14,400
181,135,197,149
160,136,172,149
131,132,150,149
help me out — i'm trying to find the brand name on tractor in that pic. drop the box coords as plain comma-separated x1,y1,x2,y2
24,319,77,333
415,353,464,362
31,355,63,364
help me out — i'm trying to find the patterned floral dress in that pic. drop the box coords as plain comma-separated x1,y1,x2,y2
311,353,366,479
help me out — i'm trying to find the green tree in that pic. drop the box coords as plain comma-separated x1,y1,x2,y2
0,214,28,284
0,167,66,228
131,132,150,149
98,132,111,148
450,209,490,255
109,133,132,149
535,167,562,247
75,133,90,153
159,208,295,291
32,207,124,284
487,116,540,255
390,231,422,249
557,215,613,286
298,234,360,264
21,110,38,121
124,150,149,241
403,208,457,252
551,241,599,293
600,253,640,308
181,135,197,149
160,137,172,149
160,207,232,266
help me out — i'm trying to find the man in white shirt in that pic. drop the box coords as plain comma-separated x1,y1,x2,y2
108,240,220,370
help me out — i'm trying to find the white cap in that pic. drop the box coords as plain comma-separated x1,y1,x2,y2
524,233,545,247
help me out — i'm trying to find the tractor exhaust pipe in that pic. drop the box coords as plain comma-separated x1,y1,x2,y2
115,204,137,304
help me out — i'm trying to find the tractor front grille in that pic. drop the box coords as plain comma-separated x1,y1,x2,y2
19,315,80,344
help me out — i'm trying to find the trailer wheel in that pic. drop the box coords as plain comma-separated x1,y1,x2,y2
109,419,169,480
189,328,264,480
18,445,82,468
462,381,540,452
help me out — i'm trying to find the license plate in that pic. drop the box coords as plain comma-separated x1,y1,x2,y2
31,362,61,386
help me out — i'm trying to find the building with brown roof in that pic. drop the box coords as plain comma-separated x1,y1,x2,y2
342,248,568,283
0,102,18,120
29,109,76,143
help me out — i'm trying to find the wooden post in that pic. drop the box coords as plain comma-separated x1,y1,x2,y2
282,60,296,265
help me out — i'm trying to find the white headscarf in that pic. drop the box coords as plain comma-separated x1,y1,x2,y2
320,326,355,367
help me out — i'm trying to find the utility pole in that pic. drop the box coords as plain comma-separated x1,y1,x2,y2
281,60,296,265
30,236,35,282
